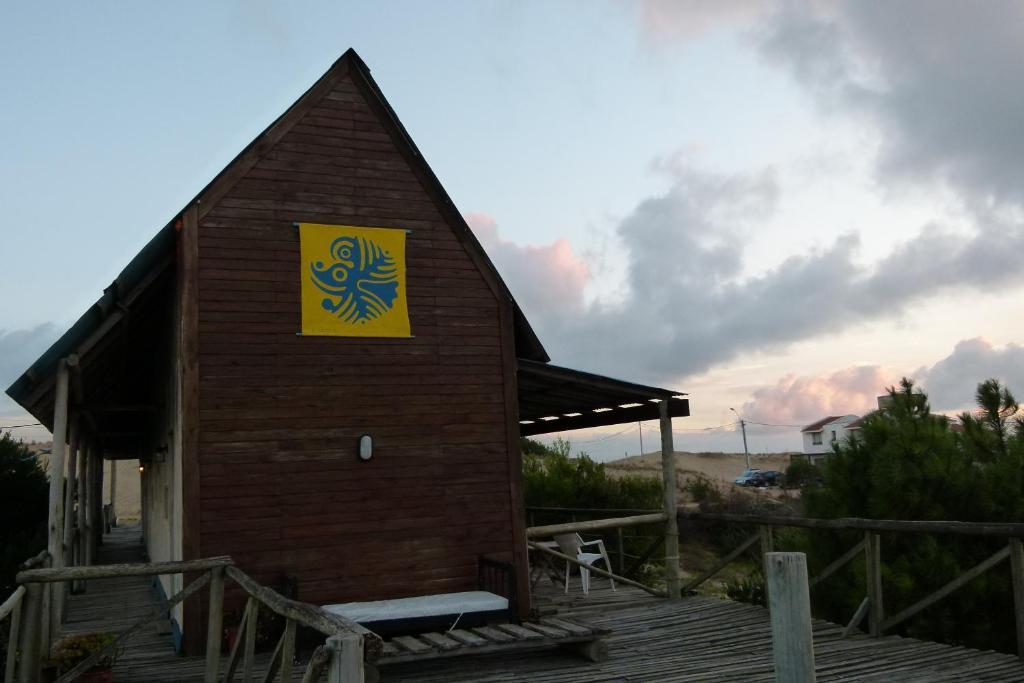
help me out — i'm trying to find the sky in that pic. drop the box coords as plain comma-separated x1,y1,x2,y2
3,1,1024,458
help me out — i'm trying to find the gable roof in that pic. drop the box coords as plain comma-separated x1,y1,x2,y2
7,49,548,412
801,416,844,433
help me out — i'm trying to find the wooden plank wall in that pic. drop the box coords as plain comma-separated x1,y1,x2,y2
193,69,518,625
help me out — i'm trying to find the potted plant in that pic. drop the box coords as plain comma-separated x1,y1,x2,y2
48,632,120,683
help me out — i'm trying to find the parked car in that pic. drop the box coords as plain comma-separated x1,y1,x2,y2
733,468,762,486
759,471,784,487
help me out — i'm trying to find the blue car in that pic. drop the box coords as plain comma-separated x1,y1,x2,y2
733,468,763,486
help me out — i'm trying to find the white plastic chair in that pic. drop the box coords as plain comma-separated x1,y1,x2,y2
553,533,616,595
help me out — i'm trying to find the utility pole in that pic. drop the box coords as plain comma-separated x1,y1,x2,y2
730,408,750,469
638,421,644,455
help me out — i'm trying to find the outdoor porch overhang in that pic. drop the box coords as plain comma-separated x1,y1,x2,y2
516,359,689,437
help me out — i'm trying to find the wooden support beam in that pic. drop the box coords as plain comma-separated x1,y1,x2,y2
203,566,225,683
680,510,1024,538
75,439,88,590
1010,538,1024,661
16,583,42,683
301,646,331,683
865,532,883,637
108,458,117,526
682,532,760,593
526,513,667,539
809,538,867,590
4,587,24,683
765,553,816,682
243,596,258,683
61,417,80,600
17,556,233,584
841,597,870,638
660,400,681,600
46,357,71,644
84,444,96,569
224,598,252,682
882,545,1010,632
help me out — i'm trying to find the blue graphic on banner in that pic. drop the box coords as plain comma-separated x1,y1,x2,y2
310,236,399,324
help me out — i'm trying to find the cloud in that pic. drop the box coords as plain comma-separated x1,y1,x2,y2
465,212,589,317
755,2,1024,207
0,323,58,414
738,338,1024,427
631,0,771,44
916,338,1024,412
487,159,1024,384
741,365,896,426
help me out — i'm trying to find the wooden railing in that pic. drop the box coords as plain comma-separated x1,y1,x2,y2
525,506,665,578
524,507,670,597
7,556,377,683
679,510,1024,659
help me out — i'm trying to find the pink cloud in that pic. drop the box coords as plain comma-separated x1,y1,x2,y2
741,365,898,425
465,212,589,317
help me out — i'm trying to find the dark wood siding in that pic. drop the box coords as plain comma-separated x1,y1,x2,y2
194,71,517,613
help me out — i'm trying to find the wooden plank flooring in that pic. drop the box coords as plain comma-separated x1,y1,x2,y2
59,526,1024,681
60,525,303,682
382,576,1024,681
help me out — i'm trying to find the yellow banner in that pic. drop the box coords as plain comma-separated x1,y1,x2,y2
299,223,411,337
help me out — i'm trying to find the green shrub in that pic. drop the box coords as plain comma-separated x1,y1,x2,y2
801,378,1024,653
784,458,820,489
522,438,663,581
684,473,722,507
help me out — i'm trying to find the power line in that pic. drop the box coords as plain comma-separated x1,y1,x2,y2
746,421,805,428
1,422,42,430
674,421,740,433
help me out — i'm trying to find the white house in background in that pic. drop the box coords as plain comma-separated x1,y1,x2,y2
801,415,860,462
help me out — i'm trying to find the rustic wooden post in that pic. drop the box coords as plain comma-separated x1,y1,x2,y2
94,452,104,540
4,587,25,683
1009,538,1024,660
765,552,816,682
865,532,883,637
326,633,364,683
243,596,258,681
76,438,88,585
61,417,80,564
659,401,681,599
16,583,42,683
203,567,225,683
60,416,80,608
280,619,297,682
46,357,71,640
108,459,117,527
84,444,96,569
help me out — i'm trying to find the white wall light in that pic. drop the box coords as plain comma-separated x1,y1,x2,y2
358,434,373,462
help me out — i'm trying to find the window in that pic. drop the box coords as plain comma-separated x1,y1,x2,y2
811,432,822,445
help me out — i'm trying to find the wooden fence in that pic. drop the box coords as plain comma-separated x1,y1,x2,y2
525,506,1024,660
6,556,379,683
679,510,1024,659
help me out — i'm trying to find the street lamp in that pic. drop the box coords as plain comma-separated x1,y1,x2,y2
730,408,750,469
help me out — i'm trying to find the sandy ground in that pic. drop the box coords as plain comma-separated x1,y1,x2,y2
28,442,142,520
607,450,795,494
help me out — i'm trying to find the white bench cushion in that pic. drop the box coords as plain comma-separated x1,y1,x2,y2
322,591,508,623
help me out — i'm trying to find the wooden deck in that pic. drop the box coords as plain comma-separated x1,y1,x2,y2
60,526,1024,681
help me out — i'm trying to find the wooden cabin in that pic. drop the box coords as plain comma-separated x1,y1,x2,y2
6,49,689,655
